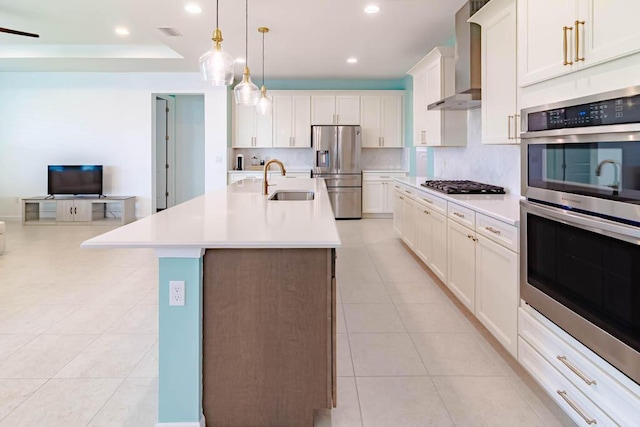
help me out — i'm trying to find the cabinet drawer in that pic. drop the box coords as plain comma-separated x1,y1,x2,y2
363,172,407,181
519,307,640,426
519,337,617,427
475,213,518,253
414,190,447,215
447,202,475,229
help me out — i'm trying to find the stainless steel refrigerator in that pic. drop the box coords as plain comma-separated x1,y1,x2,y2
312,125,362,219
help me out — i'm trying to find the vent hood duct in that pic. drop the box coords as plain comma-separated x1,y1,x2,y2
428,0,488,111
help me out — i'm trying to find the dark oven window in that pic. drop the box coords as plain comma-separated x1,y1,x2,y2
528,142,640,203
527,213,640,353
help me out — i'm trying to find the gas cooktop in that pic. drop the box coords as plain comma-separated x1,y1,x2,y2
420,180,506,195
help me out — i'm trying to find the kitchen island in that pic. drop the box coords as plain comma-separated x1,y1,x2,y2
82,178,341,427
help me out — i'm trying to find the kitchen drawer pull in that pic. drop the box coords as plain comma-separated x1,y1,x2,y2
485,226,501,235
422,198,434,204
399,196,404,200
380,175,390,178
424,210,430,215
508,115,513,140
556,390,597,425
394,185,400,189
453,212,465,218
467,234,474,239
557,356,597,386
404,190,411,194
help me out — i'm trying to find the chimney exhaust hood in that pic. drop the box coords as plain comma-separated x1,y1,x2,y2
428,0,488,111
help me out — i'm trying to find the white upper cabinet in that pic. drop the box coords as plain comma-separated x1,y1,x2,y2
360,95,403,148
470,0,519,144
311,95,360,125
518,0,640,87
273,95,311,148
234,104,273,148
409,47,466,147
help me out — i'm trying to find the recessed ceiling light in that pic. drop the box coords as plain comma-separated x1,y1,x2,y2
347,57,358,64
364,5,380,14
115,27,130,36
235,57,246,64
185,4,202,14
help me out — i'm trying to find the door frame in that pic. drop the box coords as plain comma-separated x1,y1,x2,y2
152,95,176,212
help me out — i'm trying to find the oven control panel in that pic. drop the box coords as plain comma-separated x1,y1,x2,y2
527,93,640,131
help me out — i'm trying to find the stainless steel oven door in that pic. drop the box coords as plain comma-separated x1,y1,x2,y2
521,199,640,384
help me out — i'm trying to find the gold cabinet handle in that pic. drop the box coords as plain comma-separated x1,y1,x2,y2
485,226,501,235
556,390,597,425
557,356,596,386
453,212,465,218
508,115,514,139
422,198,433,204
421,130,426,144
399,196,404,200
515,114,520,138
404,190,411,194
424,210,430,215
563,26,574,66
575,21,585,62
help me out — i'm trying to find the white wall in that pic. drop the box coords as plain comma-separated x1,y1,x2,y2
0,72,229,220
174,95,205,205
431,108,521,195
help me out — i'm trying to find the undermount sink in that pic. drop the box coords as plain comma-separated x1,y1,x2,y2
268,190,315,201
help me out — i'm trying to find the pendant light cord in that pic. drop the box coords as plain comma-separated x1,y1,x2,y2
216,0,219,28
262,31,265,87
245,0,248,65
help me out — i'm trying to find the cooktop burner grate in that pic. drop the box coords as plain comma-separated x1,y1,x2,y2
420,180,506,195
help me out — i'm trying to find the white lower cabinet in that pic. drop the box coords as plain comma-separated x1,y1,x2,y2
519,306,640,426
393,181,519,359
363,172,407,215
475,235,518,357
447,219,477,313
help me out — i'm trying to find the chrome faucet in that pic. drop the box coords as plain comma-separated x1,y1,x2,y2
263,159,286,195
595,159,621,192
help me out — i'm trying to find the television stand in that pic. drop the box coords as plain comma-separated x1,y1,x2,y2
22,196,136,226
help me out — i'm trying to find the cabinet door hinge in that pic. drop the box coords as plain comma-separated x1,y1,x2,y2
165,192,169,197
165,135,169,141
166,107,169,113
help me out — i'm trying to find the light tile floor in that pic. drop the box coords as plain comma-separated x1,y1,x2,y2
0,220,576,426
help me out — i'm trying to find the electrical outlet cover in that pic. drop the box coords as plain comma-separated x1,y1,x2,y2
169,281,185,306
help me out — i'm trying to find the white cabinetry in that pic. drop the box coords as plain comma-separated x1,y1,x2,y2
227,170,311,185
234,105,272,148
519,305,640,426
360,95,403,148
470,0,519,144
56,199,92,222
311,95,360,125
447,216,477,312
413,193,448,284
518,0,640,87
363,171,407,215
408,47,467,147
272,95,311,148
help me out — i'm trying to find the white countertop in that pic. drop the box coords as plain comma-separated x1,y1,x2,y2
82,178,341,250
363,170,409,174
396,177,522,226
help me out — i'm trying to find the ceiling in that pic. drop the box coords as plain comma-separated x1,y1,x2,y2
0,0,467,79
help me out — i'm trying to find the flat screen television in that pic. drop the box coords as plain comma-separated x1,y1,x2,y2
48,165,103,196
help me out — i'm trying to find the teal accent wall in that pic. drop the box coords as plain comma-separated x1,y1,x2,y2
158,257,204,424
267,79,406,90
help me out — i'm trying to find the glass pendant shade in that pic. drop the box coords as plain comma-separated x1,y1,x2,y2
234,67,260,106
255,86,272,115
199,38,234,86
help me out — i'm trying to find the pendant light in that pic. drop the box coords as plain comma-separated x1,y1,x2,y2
255,27,272,115
234,0,260,106
199,0,234,85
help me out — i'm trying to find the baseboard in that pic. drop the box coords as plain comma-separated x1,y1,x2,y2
155,415,205,427
362,213,393,219
0,216,21,222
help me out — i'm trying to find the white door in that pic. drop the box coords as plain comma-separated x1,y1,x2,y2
518,0,576,86
363,181,383,213
430,211,448,284
56,200,75,222
403,198,417,249
414,208,432,265
311,96,336,125
580,0,640,68
155,97,168,210
382,181,396,213
273,96,293,147
73,201,93,222
425,58,443,146
292,95,311,147
255,104,273,147
381,95,402,147
412,66,428,147
234,105,256,147
447,219,476,312
475,236,519,357
360,96,381,147
480,0,518,144
393,190,404,236
336,96,360,125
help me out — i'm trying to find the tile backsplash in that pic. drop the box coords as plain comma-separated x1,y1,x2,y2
431,109,521,195
361,148,409,171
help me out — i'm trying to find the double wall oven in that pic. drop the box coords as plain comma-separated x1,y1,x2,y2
521,86,640,385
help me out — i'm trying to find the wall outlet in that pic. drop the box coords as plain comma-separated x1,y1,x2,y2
169,281,185,306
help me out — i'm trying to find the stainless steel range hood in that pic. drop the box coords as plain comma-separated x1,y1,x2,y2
428,0,488,111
